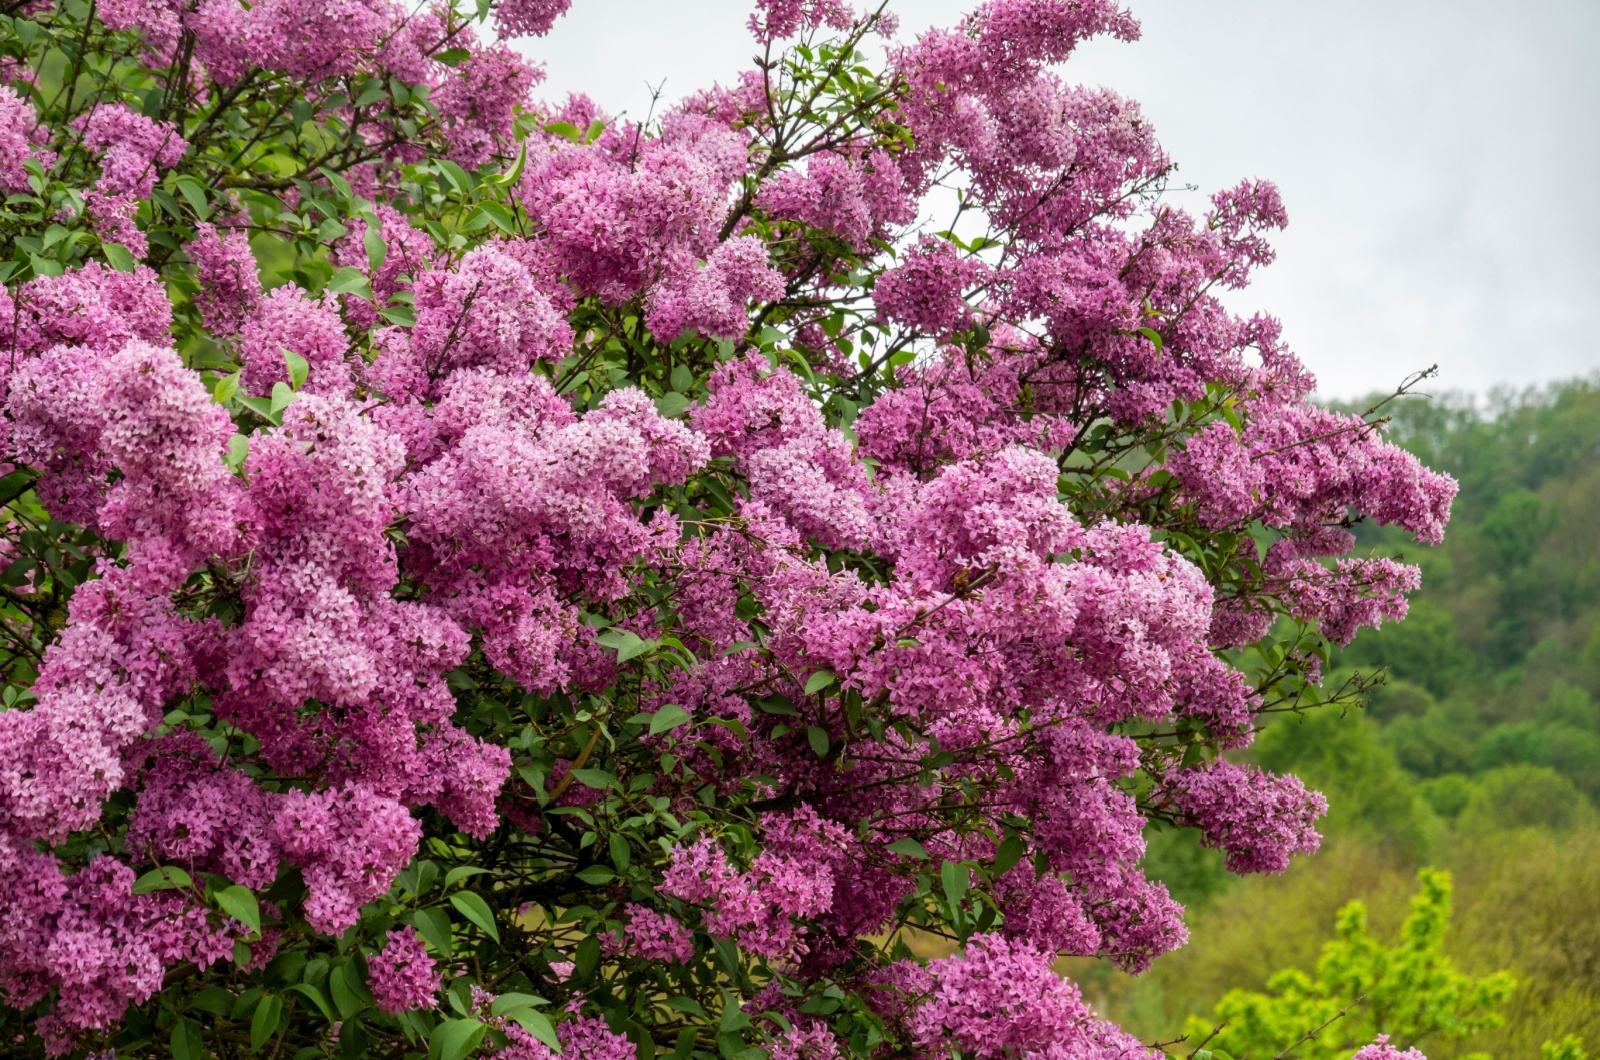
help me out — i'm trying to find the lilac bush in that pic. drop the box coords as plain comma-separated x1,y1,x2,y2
0,0,1457,1057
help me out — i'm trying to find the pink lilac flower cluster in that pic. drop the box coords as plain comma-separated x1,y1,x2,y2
0,0,1459,1054
1163,760,1329,874
886,933,1149,1060
367,927,441,1015
94,0,540,168
1354,1036,1429,1060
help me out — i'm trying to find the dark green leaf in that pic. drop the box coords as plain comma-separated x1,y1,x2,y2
508,1009,561,1052
436,159,472,195
569,767,614,790
431,1018,487,1060
413,907,453,957
288,982,336,1022
648,703,692,736
941,861,968,912
489,993,549,1017
993,835,1026,877
574,865,615,886
250,994,282,1052
807,726,829,757
886,838,929,859
216,884,261,935
174,176,209,218
171,1017,204,1060
450,892,499,942
575,934,601,979
132,865,193,894
804,671,836,695
328,963,370,1019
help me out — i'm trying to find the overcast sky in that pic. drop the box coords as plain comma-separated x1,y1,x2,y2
518,0,1600,400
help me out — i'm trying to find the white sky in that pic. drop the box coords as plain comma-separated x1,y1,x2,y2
517,0,1600,400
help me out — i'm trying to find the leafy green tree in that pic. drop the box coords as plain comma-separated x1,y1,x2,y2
1185,870,1515,1060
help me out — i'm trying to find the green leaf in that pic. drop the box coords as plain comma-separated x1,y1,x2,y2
670,364,695,392
474,200,516,234
757,695,796,715
886,838,929,859
608,832,631,871
436,159,472,195
171,1017,204,1060
413,907,453,957
102,242,135,272
941,861,968,913
236,394,274,420
575,934,601,979
380,304,416,326
132,865,194,894
597,630,651,663
654,391,691,419
363,220,387,271
213,370,241,405
250,993,282,1052
489,993,549,1017
174,176,210,218
665,996,708,1019
431,1018,487,1060
328,963,369,1019
508,1009,561,1052
574,865,615,886
804,671,836,695
226,433,249,470
570,767,614,790
807,726,830,758
318,166,353,201
444,865,489,887
993,835,1027,877
269,381,297,415
649,703,692,736
543,120,581,143
288,982,336,1022
191,986,234,1016
283,349,309,391
216,885,261,935
327,265,371,296
450,892,499,942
